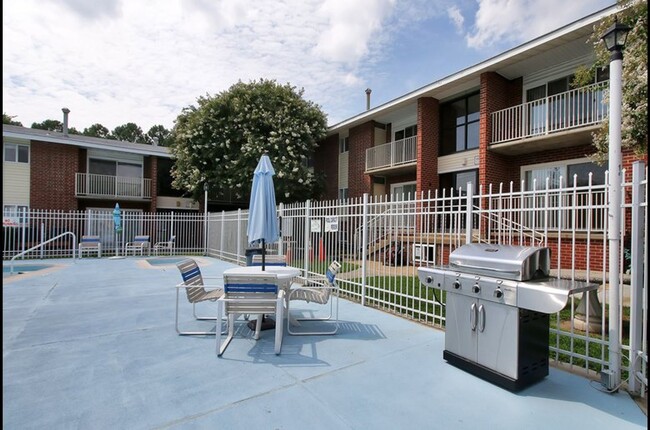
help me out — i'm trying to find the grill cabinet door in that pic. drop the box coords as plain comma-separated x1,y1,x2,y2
444,293,478,362
476,300,519,379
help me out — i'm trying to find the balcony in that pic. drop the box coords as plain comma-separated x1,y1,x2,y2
490,82,608,154
365,135,417,174
75,172,152,200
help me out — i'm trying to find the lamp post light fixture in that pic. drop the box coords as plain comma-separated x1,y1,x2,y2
600,16,630,391
204,182,209,256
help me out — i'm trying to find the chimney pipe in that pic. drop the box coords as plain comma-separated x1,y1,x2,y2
62,108,70,136
365,88,372,110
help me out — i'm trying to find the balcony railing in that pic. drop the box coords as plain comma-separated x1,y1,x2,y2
491,82,608,145
366,135,417,172
75,173,152,199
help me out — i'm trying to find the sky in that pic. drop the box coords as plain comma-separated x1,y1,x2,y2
3,0,616,133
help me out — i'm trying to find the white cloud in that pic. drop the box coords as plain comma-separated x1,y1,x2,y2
465,0,614,49
2,0,401,130
447,5,465,34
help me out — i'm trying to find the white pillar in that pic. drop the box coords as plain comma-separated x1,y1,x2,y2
607,49,623,389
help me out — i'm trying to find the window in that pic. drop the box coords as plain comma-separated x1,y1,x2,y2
88,158,142,178
522,159,607,231
440,93,479,155
394,125,417,141
4,143,29,163
338,188,348,200
439,169,478,194
339,137,349,153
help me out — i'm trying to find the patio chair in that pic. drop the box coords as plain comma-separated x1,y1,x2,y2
216,272,285,356
124,235,150,256
175,258,224,336
153,235,175,256
78,235,101,258
287,260,341,335
250,254,287,267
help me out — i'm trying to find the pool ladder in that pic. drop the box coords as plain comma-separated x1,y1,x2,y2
8,232,77,276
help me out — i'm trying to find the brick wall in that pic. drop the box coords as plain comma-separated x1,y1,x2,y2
30,141,79,210
148,156,158,211
314,134,339,200
479,72,522,188
348,121,374,198
416,97,439,193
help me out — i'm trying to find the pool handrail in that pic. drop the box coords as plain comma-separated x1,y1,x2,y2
9,232,77,275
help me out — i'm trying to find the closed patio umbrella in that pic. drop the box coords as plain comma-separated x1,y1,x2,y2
247,153,280,271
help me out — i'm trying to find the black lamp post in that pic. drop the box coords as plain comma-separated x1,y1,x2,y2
204,182,209,256
600,16,630,391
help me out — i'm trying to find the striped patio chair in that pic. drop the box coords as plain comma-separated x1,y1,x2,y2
216,272,284,356
175,258,223,335
287,260,341,335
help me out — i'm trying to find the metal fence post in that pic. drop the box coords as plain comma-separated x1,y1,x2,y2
303,200,311,276
465,182,474,244
628,161,646,395
220,210,225,259
237,209,242,265
361,193,369,306
278,202,284,256
40,222,45,259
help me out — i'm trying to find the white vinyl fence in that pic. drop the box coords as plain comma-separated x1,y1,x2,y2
3,162,647,397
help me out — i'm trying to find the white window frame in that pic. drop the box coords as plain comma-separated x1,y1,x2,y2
4,142,30,164
520,157,599,190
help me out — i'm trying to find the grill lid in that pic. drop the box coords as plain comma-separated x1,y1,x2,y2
449,243,550,281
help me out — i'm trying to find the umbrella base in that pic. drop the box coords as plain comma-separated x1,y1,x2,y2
247,316,276,331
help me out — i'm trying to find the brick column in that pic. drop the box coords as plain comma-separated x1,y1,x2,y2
348,121,374,198
148,156,158,212
314,134,339,200
416,97,439,194
30,141,79,210
479,72,522,188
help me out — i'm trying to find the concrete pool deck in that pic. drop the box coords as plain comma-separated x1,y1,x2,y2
2,256,646,429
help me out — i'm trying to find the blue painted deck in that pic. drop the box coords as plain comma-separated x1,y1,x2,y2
3,257,646,429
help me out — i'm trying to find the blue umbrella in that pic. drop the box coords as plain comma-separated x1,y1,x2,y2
113,203,122,256
113,203,122,234
247,154,279,270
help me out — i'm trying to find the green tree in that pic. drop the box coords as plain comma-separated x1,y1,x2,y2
3,113,22,126
83,123,112,139
171,79,328,203
147,124,172,146
112,122,146,143
31,119,62,131
573,0,647,162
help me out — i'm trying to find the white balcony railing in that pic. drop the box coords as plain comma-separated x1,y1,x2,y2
75,173,152,199
491,82,609,145
366,135,417,172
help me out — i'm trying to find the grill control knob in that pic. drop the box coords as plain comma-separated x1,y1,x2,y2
472,284,480,294
494,288,503,299
453,280,461,289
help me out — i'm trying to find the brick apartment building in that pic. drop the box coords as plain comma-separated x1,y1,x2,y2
313,5,646,202
2,119,199,219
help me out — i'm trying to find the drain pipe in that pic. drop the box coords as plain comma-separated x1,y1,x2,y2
62,107,70,136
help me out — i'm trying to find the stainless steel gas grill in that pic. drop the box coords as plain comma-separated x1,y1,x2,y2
418,243,598,391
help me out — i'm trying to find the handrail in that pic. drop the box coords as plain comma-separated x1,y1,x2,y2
9,232,77,275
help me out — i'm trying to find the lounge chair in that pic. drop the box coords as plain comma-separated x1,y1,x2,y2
124,235,150,256
175,258,223,335
153,235,175,256
287,260,341,335
216,272,285,356
78,235,101,258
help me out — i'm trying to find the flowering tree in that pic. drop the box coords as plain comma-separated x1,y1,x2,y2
170,79,327,203
574,0,647,162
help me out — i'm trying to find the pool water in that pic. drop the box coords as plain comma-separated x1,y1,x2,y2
3,264,54,275
145,257,187,266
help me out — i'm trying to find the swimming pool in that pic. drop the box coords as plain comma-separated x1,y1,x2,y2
145,257,188,266
3,263,55,276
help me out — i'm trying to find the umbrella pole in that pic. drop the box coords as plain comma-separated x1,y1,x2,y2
262,239,266,271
